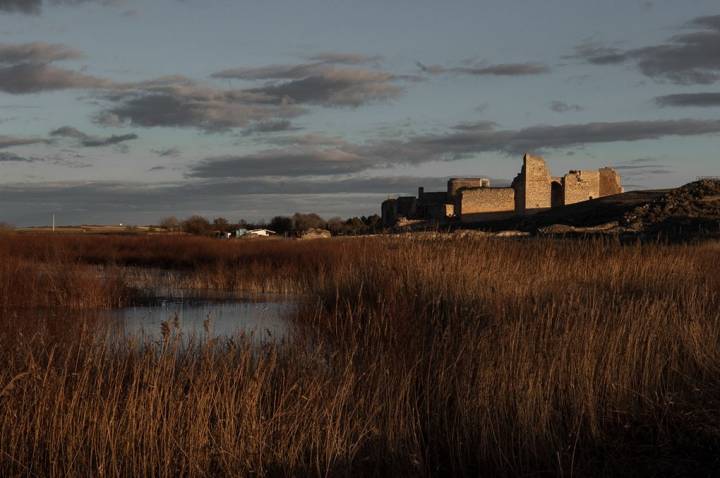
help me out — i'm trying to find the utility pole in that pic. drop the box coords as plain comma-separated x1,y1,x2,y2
52,214,55,232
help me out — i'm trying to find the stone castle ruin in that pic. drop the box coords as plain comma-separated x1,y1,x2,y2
381,153,623,226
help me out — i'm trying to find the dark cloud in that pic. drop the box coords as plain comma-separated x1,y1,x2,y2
50,125,138,147
267,133,348,147
212,56,406,108
621,157,657,164
570,42,629,65
550,101,583,113
614,163,665,171
0,0,122,14
95,79,303,130
0,41,112,94
0,42,83,64
0,150,90,166
49,126,88,140
242,119,300,135
212,53,382,81
358,118,720,162
0,61,111,94
0,52,303,128
416,61,549,76
247,69,402,107
0,40,212,99
573,15,720,84
97,92,278,130
151,147,181,157
0,0,41,14
451,120,498,131
692,14,720,31
611,158,673,179
0,135,47,148
655,92,720,107
81,133,137,147
188,148,372,178
212,64,324,81
50,0,125,5
191,118,720,179
305,52,382,65
0,151,36,162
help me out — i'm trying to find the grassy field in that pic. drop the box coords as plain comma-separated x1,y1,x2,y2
1,234,720,476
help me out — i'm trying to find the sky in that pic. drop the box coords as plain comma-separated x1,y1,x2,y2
0,0,719,226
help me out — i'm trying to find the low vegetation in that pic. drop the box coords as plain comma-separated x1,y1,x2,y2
152,212,382,237
1,234,719,476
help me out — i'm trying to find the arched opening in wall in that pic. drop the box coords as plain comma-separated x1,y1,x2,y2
551,180,563,208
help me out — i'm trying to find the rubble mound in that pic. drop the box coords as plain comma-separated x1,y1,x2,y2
297,228,332,239
622,179,720,238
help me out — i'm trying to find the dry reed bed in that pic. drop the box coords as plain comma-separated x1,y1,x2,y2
1,235,720,476
0,257,128,310
0,234,353,299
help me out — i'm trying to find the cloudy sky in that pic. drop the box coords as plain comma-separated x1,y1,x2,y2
1,0,719,225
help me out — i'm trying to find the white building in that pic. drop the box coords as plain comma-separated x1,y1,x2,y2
246,229,277,237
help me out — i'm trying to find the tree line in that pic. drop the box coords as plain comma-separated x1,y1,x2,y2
159,213,382,236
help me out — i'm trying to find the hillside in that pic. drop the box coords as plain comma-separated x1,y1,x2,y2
455,180,720,239
622,179,720,237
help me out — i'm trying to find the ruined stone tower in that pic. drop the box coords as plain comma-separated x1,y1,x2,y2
380,153,623,226
512,153,552,213
599,167,623,197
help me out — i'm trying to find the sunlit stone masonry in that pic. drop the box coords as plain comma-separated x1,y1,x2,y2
381,153,623,226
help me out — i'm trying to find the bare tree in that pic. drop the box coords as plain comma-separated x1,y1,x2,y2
269,216,293,235
292,213,325,233
159,216,180,231
212,217,231,233
181,215,211,235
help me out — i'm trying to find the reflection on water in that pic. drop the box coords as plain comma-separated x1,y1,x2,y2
0,297,294,346
106,299,292,343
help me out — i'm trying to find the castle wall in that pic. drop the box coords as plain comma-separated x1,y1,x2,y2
396,196,418,217
427,203,455,221
458,187,515,222
381,155,623,225
418,191,448,205
599,167,623,196
447,178,490,197
563,170,600,205
551,179,564,208
515,154,551,213
381,196,417,227
381,199,397,227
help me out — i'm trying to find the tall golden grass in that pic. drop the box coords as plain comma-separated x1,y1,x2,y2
0,233,351,297
1,234,720,476
0,240,128,310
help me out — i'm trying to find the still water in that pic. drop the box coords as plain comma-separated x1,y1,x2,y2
1,285,295,346
105,298,293,343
